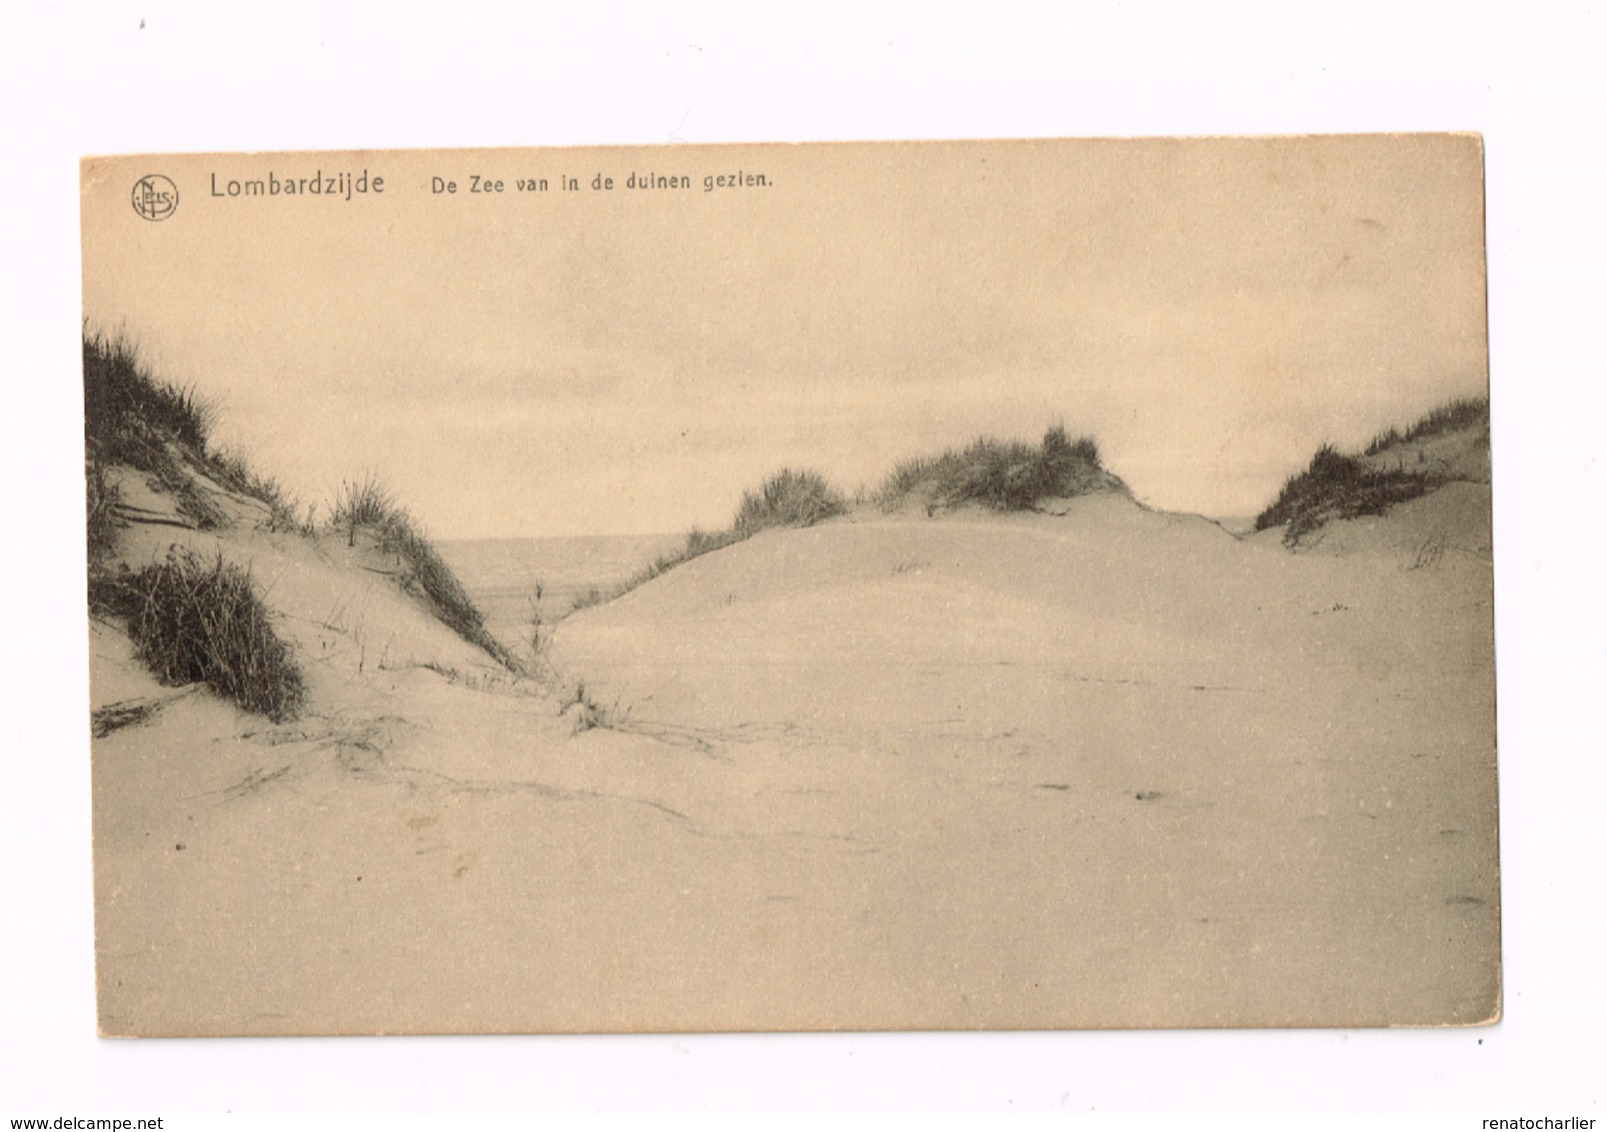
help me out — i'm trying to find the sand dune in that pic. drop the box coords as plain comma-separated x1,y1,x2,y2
89,434,1496,1033
548,488,1498,1029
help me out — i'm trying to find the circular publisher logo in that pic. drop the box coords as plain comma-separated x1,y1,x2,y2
131,174,178,221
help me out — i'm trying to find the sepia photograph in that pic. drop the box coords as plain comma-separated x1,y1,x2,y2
81,136,1496,1036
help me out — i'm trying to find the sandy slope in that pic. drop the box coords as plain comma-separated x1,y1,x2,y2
91,459,1497,1034
549,492,1498,1029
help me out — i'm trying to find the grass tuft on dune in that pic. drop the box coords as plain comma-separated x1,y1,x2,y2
90,549,305,722
83,331,311,719
83,331,213,463
1254,445,1433,546
877,424,1114,512
580,426,1120,612
83,332,519,721
734,467,850,533
1363,396,1490,456
1257,397,1490,546
330,476,519,671
83,331,309,537
573,468,849,612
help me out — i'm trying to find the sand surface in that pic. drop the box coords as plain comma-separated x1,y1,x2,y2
91,468,1498,1034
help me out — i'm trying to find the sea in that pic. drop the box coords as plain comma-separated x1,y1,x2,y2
438,533,681,643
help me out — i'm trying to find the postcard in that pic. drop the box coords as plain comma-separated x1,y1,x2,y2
81,136,1496,1034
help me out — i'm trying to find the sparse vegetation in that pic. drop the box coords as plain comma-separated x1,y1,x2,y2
206,444,314,534
522,581,557,674
571,468,849,612
82,331,305,538
83,333,309,723
577,430,1119,613
83,331,212,468
733,468,849,533
86,461,122,561
91,693,189,738
83,332,224,532
1363,396,1489,456
329,476,519,672
877,425,1112,512
1258,396,1490,546
329,474,396,535
560,680,622,733
1254,445,1433,545
83,329,517,729
90,549,305,722
569,585,608,614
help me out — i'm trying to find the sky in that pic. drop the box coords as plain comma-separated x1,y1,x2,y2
81,135,1488,539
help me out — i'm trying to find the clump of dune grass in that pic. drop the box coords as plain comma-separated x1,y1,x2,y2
90,549,305,722
573,432,1118,614
83,331,212,466
329,474,396,535
1260,396,1491,546
330,476,519,671
570,468,849,613
1363,396,1490,456
733,468,849,533
206,444,315,534
1254,444,1435,546
877,424,1111,512
83,331,226,531
83,331,306,538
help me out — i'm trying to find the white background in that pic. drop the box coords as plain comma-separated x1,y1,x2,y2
3,1,1603,1115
